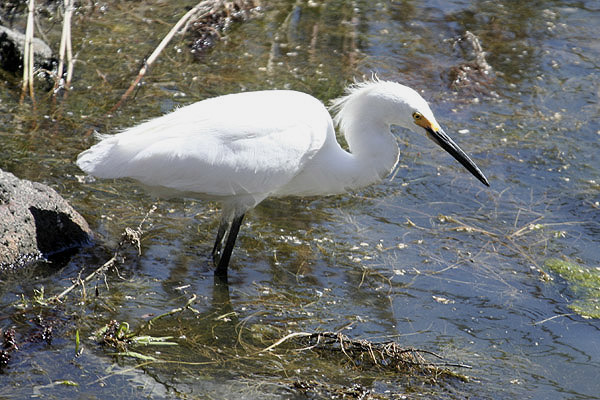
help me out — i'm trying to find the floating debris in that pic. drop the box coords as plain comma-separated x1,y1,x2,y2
0,328,17,372
187,0,262,55
292,379,379,399
448,31,497,97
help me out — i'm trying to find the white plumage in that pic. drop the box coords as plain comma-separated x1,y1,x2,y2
77,79,489,277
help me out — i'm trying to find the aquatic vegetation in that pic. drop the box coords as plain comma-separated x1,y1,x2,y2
544,258,600,319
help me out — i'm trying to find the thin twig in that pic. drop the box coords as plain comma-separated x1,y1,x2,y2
51,253,118,302
532,313,575,325
508,216,545,239
50,205,157,302
136,294,200,333
261,332,312,352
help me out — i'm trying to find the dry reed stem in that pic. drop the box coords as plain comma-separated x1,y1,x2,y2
20,0,36,103
110,0,222,113
64,0,74,87
55,0,74,94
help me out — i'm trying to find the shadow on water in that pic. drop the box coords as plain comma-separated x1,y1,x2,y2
1,0,599,398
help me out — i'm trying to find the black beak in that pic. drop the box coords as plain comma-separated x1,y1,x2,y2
426,127,489,187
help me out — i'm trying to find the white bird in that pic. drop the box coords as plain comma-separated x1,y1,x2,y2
77,79,489,278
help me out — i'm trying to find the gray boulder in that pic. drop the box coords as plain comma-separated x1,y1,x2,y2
0,169,92,269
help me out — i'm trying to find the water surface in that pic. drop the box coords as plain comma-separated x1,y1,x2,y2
0,0,599,398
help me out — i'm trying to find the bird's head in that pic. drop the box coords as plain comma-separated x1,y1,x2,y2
371,81,490,187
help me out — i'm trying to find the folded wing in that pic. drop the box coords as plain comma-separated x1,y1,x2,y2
76,90,330,200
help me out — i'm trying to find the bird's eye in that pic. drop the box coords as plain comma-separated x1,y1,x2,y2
412,112,422,120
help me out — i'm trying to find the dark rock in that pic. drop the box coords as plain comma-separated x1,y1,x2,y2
0,24,56,86
0,168,92,270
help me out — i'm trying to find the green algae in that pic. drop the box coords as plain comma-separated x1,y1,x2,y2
544,258,600,319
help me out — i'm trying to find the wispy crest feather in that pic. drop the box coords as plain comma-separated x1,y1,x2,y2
330,75,382,132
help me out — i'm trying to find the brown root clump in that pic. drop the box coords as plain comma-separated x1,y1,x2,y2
298,332,470,377
263,330,471,386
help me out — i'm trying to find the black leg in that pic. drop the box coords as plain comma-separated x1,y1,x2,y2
214,213,245,277
211,218,230,264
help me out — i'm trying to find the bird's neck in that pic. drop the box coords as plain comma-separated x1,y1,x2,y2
274,118,400,197
343,118,400,187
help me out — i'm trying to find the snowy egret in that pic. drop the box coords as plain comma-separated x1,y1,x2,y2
77,79,489,277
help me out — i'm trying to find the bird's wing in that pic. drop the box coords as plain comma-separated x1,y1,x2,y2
125,123,324,197
77,91,330,199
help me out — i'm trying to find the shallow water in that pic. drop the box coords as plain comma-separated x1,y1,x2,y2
1,0,599,398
